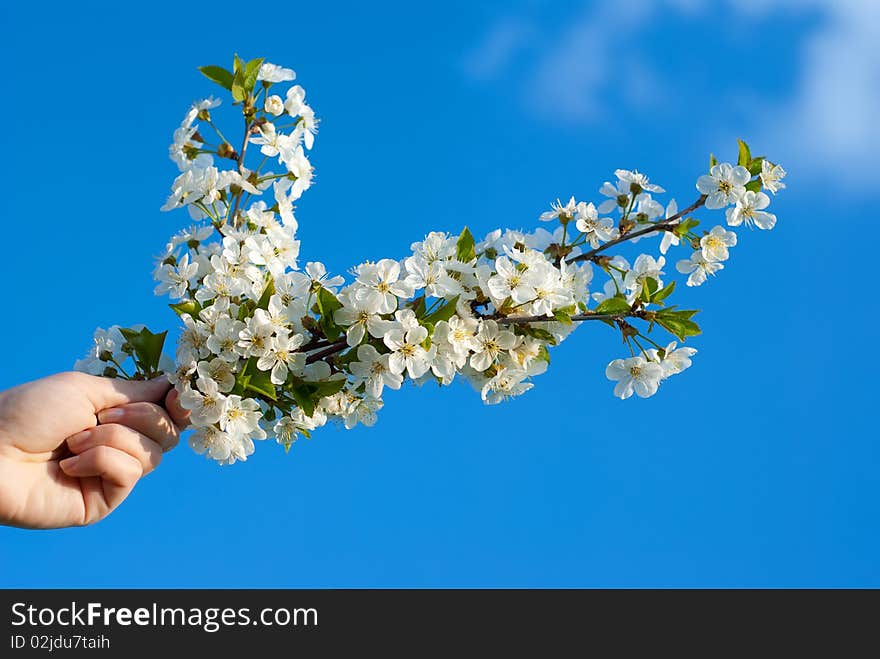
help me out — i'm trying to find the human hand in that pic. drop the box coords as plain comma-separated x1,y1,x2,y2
0,372,189,529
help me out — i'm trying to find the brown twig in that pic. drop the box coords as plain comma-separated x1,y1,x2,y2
566,194,707,265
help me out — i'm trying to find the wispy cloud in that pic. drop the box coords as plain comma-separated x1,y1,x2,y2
464,0,880,184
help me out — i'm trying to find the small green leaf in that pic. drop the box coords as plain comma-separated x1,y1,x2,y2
231,54,246,102
119,327,167,377
520,326,558,346
748,156,765,176
640,277,659,303
256,276,276,310
709,153,718,168
198,65,234,90
169,300,202,317
246,367,277,400
654,308,701,341
410,296,427,318
537,345,551,364
595,296,631,315
456,226,476,263
745,179,762,193
424,296,460,325
315,287,344,341
651,281,675,304
674,217,700,238
553,309,572,325
243,58,264,95
737,139,752,167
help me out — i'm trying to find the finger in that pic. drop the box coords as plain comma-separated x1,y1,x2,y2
67,424,163,475
165,387,190,429
59,446,143,519
58,372,171,415
96,401,180,452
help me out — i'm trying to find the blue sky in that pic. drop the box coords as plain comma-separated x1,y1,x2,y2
0,0,876,587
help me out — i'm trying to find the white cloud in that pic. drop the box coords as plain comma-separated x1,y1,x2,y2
465,0,880,185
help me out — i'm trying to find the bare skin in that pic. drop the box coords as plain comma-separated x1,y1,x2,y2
0,372,190,529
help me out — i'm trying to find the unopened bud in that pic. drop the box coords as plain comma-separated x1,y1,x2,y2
217,142,238,160
620,322,638,338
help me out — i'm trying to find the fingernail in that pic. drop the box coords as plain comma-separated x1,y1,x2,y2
67,429,91,448
99,408,124,422
60,455,80,470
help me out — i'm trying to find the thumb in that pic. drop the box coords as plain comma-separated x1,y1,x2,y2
78,373,171,413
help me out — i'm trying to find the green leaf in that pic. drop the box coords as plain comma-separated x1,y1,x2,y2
315,287,344,341
552,304,576,325
198,65,234,91
119,327,167,377
290,386,316,417
651,281,675,304
654,308,701,341
410,296,427,318
290,379,347,417
256,276,276,310
520,326,558,346
537,345,551,364
745,179,762,193
656,307,699,320
640,277,659,303
553,309,572,325
169,300,202,317
243,58,264,96
709,153,718,168
674,217,700,237
656,317,701,341
246,366,277,400
424,296,460,325
456,226,476,263
748,156,765,176
595,296,631,315
231,54,246,102
737,139,752,167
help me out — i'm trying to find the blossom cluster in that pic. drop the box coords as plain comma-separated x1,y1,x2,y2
75,57,786,464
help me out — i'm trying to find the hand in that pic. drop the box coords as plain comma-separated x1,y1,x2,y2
0,372,189,529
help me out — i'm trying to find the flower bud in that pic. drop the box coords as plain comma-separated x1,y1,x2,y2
264,95,284,116
217,142,238,160
619,322,638,338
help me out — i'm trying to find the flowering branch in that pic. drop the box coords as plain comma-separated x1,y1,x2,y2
567,194,709,265
74,56,787,465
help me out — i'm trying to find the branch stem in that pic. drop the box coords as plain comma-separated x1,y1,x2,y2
566,194,707,265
